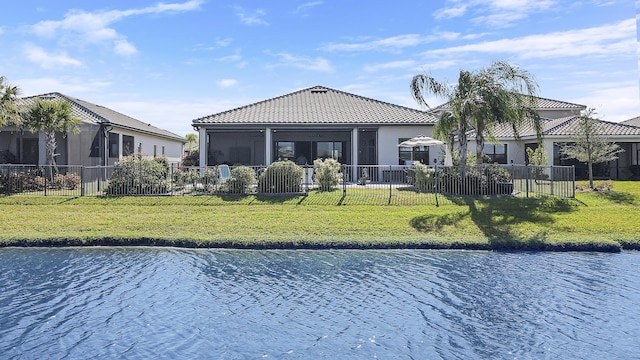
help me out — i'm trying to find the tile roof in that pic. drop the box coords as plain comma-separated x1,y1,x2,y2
488,116,640,139
621,116,640,127
193,85,439,126
433,96,586,112
18,93,185,142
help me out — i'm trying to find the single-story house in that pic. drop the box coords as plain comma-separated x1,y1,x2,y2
192,85,640,180
192,85,440,181
0,93,185,166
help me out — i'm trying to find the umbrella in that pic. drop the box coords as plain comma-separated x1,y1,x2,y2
397,135,443,148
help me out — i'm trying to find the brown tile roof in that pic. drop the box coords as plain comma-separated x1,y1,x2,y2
19,93,185,142
193,85,439,126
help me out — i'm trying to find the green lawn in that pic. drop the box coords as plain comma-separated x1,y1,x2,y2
0,180,638,251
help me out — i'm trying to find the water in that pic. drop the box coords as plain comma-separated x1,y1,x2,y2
1,248,639,359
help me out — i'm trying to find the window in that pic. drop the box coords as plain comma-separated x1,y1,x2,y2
153,145,157,157
276,142,295,161
316,142,343,162
483,144,507,164
109,133,119,158
162,146,165,155
398,138,429,165
122,135,134,156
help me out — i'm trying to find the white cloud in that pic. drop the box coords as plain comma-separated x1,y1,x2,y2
17,77,110,96
235,7,269,26
363,60,416,73
434,0,556,27
323,33,466,52
113,39,138,56
29,1,203,55
23,44,83,69
420,19,636,60
0,27,4,35
292,1,323,15
434,4,468,19
267,53,334,72
217,79,238,88
571,83,640,122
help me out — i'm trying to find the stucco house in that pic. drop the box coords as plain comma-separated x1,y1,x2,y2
0,93,185,166
193,86,440,181
192,85,640,180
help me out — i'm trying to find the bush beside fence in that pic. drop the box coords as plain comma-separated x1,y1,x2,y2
0,162,575,202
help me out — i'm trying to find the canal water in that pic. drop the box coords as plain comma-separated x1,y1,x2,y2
1,248,639,359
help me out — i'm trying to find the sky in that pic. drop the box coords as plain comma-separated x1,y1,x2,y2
0,0,637,137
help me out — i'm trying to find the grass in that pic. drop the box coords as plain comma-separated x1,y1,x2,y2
0,180,638,252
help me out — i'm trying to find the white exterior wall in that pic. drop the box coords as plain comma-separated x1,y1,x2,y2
114,128,183,164
377,126,442,165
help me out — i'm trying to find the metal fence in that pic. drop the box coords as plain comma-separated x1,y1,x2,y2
0,163,575,202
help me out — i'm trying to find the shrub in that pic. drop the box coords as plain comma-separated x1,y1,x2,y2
313,158,342,191
258,161,303,194
414,162,435,192
53,173,81,190
222,166,256,194
438,165,513,196
105,155,168,195
182,150,199,167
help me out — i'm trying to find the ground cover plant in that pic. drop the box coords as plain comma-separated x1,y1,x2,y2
0,181,638,251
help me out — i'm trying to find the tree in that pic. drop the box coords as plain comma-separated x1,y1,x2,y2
410,61,543,171
23,98,81,171
0,76,22,127
185,133,198,153
559,109,623,189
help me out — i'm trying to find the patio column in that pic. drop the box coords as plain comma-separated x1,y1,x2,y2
265,127,272,165
351,127,358,182
198,127,207,169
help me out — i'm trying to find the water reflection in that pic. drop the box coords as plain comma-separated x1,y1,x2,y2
1,248,639,359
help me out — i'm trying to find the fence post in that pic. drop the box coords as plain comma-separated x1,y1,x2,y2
388,165,392,205
434,164,439,207
80,166,85,197
342,165,347,197
550,165,554,196
43,166,47,197
571,165,576,198
525,165,530,198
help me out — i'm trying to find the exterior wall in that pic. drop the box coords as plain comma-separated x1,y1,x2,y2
538,109,581,119
377,126,441,165
112,128,184,164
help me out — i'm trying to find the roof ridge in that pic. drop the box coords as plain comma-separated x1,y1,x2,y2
544,115,577,135
194,85,429,122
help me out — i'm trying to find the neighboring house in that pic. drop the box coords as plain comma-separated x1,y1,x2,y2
192,85,440,180
475,113,640,180
621,116,640,127
0,93,185,166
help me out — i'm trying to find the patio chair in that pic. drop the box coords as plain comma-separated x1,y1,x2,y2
218,164,231,183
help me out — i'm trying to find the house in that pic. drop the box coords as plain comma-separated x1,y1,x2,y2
461,105,640,179
621,116,640,127
192,85,640,180
192,85,440,180
0,93,185,166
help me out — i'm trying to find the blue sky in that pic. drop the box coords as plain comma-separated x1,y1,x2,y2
0,0,637,136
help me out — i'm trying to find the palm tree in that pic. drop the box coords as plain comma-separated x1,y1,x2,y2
410,61,543,170
470,61,542,165
411,70,471,172
23,98,81,171
185,133,198,153
0,76,22,127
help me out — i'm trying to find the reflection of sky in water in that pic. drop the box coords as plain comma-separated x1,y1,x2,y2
2,249,638,359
